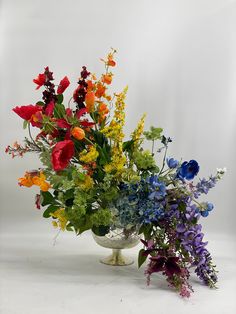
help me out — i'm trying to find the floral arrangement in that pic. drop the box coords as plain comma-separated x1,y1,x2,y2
6,50,226,297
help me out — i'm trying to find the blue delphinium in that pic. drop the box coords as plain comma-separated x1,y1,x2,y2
177,160,199,180
148,175,166,200
200,202,214,217
166,157,179,169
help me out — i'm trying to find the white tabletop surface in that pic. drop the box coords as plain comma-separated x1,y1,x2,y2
0,229,235,314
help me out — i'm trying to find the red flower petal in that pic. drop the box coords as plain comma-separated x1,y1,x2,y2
57,76,70,94
13,105,42,121
76,108,87,119
45,101,55,117
51,140,74,171
33,73,46,90
56,118,71,129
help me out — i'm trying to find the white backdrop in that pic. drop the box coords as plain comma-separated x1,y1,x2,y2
0,0,236,235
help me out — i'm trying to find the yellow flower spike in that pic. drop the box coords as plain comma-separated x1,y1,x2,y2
131,113,146,148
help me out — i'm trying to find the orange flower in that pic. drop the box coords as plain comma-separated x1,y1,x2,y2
95,82,106,98
18,175,33,187
18,171,50,191
102,74,112,85
98,103,109,115
107,54,116,67
71,127,85,140
32,172,51,191
85,91,95,112
86,80,94,92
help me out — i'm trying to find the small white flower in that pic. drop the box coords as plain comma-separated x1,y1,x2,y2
216,167,227,174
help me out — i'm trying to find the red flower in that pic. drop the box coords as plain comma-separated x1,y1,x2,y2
56,118,71,129
66,108,73,117
45,101,55,116
33,73,46,90
51,140,75,171
13,105,42,121
57,76,70,94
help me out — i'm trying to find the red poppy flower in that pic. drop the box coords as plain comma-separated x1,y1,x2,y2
31,111,43,128
57,76,70,94
51,140,75,171
13,105,42,121
33,73,46,90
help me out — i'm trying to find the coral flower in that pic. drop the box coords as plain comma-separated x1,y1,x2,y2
71,127,85,140
33,73,46,90
57,76,70,94
85,91,95,112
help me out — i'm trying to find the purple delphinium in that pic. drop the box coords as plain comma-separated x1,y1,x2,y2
194,176,217,198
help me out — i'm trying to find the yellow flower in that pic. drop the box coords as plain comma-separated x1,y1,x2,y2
79,175,94,191
131,113,146,147
51,208,68,231
102,87,128,176
79,146,99,163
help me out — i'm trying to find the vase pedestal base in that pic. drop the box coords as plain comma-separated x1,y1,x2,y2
100,249,134,266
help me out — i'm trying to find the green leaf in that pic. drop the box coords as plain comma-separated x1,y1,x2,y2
123,140,134,152
56,94,64,104
138,249,148,268
53,103,66,119
36,101,45,106
23,120,28,129
40,191,55,206
92,225,110,236
43,204,59,218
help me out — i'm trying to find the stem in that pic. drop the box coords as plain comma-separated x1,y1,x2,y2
159,145,168,175
84,137,95,146
28,124,41,150
151,140,155,155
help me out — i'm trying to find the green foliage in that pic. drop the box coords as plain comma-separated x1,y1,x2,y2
56,94,64,104
144,126,163,141
138,249,148,268
43,204,60,218
89,208,112,227
40,191,56,206
92,225,110,236
53,103,66,119
133,150,159,172
23,120,28,129
123,140,135,152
